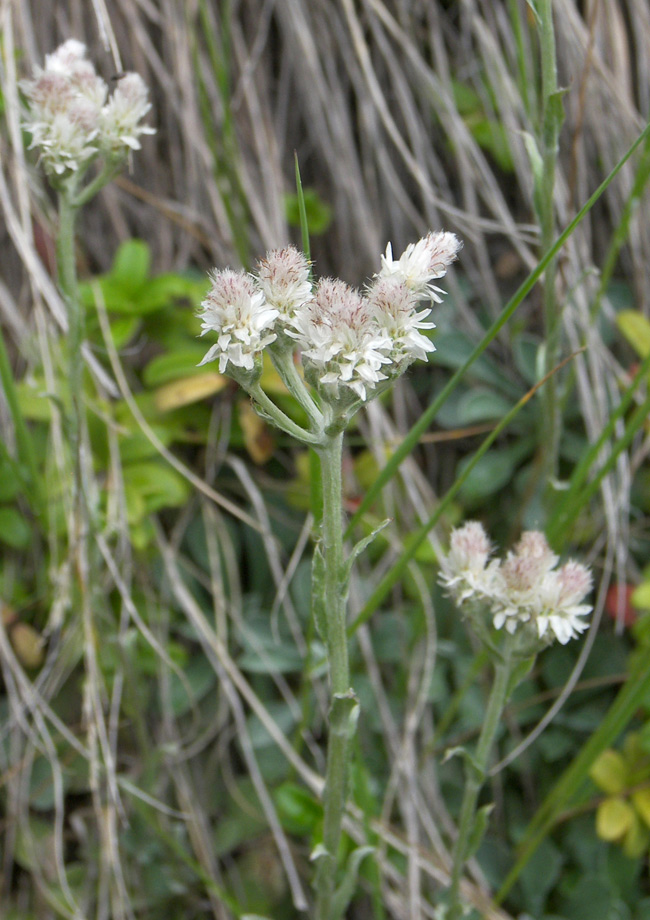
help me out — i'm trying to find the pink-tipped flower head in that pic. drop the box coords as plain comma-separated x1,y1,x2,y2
442,523,593,649
367,276,436,366
290,278,391,403
379,231,462,301
256,246,313,330
198,269,278,377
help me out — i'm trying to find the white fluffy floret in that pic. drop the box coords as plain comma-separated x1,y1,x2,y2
367,276,436,366
256,246,313,329
99,73,155,152
379,231,462,301
290,278,392,402
198,269,278,374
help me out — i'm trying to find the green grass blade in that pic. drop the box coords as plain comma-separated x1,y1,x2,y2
294,152,312,266
345,121,650,541
547,349,650,548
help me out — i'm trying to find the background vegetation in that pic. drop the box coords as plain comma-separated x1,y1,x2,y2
1,1,650,918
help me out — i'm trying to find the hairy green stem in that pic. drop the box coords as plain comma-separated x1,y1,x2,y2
248,382,321,445
268,343,324,429
57,189,84,452
314,431,354,920
447,647,512,920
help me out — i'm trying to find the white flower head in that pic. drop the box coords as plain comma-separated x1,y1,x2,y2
22,40,154,178
442,522,593,649
367,276,436,366
535,561,593,645
256,246,313,330
439,521,501,606
99,73,155,153
198,269,278,376
379,230,462,301
44,39,91,76
290,278,391,403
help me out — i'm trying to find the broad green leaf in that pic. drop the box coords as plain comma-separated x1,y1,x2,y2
274,782,322,834
132,272,208,313
111,239,151,287
285,187,332,235
16,379,54,422
123,461,190,523
589,749,627,795
456,387,515,425
143,347,212,386
169,655,216,717
0,459,23,502
596,797,634,842
109,315,141,348
0,506,31,549
237,643,303,675
458,439,532,504
246,700,296,750
616,309,650,358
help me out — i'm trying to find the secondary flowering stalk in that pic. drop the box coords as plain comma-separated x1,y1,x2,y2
439,521,593,918
197,232,461,915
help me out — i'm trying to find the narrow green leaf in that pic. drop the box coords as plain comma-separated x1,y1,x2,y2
331,845,374,920
466,803,495,860
341,519,391,589
294,153,311,266
311,542,328,642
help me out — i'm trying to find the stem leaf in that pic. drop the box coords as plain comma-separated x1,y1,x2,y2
466,803,495,860
341,519,391,591
311,542,328,642
330,845,374,920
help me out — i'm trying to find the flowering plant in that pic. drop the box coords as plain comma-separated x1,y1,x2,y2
198,231,461,919
197,232,462,428
439,521,593,919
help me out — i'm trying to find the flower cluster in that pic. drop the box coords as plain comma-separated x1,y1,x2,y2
439,522,593,646
198,232,461,401
22,39,155,177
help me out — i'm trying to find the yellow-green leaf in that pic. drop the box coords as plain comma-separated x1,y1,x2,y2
154,372,228,411
631,581,650,610
596,797,634,841
616,310,650,359
589,749,627,794
632,788,650,828
623,810,650,858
